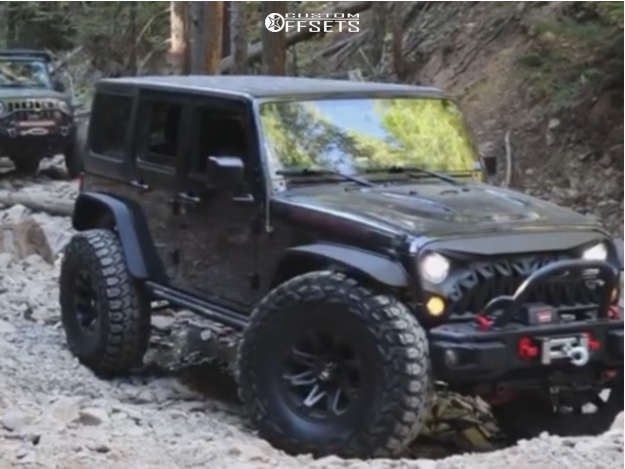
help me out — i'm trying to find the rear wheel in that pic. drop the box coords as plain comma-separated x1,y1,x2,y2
60,229,151,375
238,271,431,457
10,154,41,175
493,374,623,439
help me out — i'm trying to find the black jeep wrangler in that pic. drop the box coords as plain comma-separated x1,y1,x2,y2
60,76,623,457
0,49,80,175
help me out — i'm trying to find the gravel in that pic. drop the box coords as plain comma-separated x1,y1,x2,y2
0,169,622,469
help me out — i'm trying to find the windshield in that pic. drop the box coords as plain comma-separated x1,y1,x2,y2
259,98,480,188
0,59,52,88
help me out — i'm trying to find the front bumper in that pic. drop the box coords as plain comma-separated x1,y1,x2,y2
428,259,624,383
429,318,623,382
0,122,73,155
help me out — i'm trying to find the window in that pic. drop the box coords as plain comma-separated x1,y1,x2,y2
90,94,133,159
142,101,182,165
192,109,247,173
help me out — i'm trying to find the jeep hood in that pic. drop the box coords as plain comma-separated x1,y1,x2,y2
0,88,66,100
279,182,600,237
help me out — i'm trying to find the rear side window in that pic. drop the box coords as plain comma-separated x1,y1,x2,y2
141,101,182,166
90,93,133,159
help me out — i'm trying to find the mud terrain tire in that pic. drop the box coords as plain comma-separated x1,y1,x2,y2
238,271,430,458
60,229,150,375
10,154,41,175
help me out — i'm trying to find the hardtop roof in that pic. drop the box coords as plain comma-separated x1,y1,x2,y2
98,75,445,100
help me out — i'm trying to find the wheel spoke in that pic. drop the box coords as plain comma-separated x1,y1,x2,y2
290,346,319,367
329,388,346,416
303,384,327,408
593,394,607,409
283,370,317,387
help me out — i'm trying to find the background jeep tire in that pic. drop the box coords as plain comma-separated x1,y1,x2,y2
64,118,87,178
493,374,623,439
10,154,41,175
60,229,150,375
238,271,430,458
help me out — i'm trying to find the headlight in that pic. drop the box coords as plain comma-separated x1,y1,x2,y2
57,100,70,114
582,243,608,261
420,252,450,284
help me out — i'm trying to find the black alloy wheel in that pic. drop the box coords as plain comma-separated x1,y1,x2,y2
238,271,431,458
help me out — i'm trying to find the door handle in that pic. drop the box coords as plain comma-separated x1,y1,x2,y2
232,193,255,204
130,179,150,191
176,192,201,204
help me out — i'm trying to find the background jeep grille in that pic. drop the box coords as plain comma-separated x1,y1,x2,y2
6,99,60,113
447,253,600,317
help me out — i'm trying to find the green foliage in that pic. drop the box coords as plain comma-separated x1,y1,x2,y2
73,2,168,75
518,2,623,111
595,2,624,27
517,49,564,70
4,2,75,50
1,2,168,76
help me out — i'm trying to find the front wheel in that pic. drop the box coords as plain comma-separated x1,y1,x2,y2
238,271,431,458
10,154,41,175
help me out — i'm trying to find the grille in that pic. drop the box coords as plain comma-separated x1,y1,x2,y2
6,99,60,113
447,253,601,317
10,109,58,120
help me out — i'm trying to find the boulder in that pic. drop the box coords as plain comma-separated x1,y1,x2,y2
0,217,53,263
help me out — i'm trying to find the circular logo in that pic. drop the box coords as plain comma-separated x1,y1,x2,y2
265,13,285,32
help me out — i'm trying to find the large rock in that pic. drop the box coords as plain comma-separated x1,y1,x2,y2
0,217,53,263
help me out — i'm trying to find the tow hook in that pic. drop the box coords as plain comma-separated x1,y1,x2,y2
566,345,589,366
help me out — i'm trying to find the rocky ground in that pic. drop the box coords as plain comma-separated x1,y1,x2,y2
0,160,623,468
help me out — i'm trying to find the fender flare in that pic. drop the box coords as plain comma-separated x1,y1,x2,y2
276,243,410,288
72,192,166,281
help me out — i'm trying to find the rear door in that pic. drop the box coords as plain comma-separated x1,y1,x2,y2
132,90,190,282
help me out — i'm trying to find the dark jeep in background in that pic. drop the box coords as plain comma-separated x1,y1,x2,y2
0,49,81,175
59,76,623,458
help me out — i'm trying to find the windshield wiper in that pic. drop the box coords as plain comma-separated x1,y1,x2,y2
276,168,374,187
365,165,461,186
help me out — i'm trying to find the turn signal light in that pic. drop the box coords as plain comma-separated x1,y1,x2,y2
425,296,445,316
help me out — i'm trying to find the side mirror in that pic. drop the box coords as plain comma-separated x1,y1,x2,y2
207,156,245,189
482,155,497,176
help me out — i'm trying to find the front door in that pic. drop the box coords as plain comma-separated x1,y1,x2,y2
171,99,263,311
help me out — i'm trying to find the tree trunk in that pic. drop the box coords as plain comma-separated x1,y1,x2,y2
219,1,372,73
189,2,204,73
390,4,407,81
229,1,248,74
169,1,189,73
6,2,17,47
369,2,387,67
0,191,74,217
204,1,224,74
261,2,286,75
222,2,231,58
127,2,138,75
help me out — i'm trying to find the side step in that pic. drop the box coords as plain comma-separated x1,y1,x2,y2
145,281,250,330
